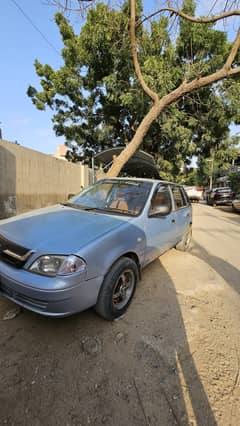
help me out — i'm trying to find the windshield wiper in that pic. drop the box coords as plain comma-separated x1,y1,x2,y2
61,203,133,215
61,203,101,211
101,207,133,216
61,203,86,210
61,202,77,208
81,207,100,211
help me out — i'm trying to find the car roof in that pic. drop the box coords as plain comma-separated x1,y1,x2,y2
100,177,182,186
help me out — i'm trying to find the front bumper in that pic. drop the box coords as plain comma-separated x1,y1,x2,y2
0,260,103,317
214,198,232,205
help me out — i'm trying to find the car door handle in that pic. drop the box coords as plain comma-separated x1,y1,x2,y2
171,219,176,224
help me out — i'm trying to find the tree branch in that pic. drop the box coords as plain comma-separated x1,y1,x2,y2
130,0,159,103
139,7,240,27
50,0,93,13
224,28,240,70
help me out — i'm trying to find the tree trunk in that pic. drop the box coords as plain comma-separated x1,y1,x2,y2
106,103,162,177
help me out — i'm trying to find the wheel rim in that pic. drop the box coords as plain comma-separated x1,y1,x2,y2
112,269,135,310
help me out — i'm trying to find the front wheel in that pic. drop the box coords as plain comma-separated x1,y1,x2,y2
176,226,192,252
95,257,139,321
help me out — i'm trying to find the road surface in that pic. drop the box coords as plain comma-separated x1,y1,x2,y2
0,203,239,426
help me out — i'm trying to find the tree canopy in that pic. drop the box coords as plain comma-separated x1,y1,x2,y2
27,0,240,180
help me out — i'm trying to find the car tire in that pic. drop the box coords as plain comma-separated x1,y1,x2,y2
176,226,192,252
232,204,239,213
95,257,139,321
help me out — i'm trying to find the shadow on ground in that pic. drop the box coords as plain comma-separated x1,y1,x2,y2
0,257,216,426
190,239,240,296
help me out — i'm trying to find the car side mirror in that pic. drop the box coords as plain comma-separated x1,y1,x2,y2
149,205,170,217
67,193,75,200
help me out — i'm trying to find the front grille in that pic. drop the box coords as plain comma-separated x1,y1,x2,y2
0,235,32,268
1,283,47,311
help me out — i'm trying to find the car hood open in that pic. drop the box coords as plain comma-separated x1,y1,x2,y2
0,205,128,254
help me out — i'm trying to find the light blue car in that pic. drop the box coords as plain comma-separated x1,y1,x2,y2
0,178,192,320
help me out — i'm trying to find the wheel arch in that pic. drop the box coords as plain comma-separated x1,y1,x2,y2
103,251,141,283
122,251,141,278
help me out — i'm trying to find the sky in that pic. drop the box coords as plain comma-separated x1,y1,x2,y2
0,0,239,155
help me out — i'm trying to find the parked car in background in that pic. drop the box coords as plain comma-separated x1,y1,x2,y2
203,188,210,202
184,186,203,203
207,187,234,206
0,178,192,320
232,193,240,212
205,188,216,204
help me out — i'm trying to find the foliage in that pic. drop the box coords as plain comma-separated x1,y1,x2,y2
229,171,240,192
180,168,199,186
27,0,240,179
196,140,240,186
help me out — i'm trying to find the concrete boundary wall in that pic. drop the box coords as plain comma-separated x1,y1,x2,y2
0,140,91,219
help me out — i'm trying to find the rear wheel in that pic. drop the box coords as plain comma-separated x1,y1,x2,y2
176,226,192,252
232,204,239,213
95,257,139,321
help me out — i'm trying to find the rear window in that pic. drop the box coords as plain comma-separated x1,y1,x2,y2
151,185,172,212
171,186,188,209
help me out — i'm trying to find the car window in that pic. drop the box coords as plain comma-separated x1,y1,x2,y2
180,187,190,205
67,180,153,216
150,185,172,213
171,186,187,209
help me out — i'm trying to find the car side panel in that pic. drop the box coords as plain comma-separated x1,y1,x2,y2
143,212,178,265
78,219,147,281
169,187,192,241
174,206,192,241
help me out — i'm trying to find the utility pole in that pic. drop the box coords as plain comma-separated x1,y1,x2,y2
207,157,214,190
209,159,213,190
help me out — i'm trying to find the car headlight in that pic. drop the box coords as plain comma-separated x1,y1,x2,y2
28,255,87,277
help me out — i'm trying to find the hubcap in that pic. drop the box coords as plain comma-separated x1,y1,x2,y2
112,269,135,310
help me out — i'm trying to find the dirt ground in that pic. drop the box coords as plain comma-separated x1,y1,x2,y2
0,203,240,426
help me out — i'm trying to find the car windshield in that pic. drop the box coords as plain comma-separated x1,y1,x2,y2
65,180,153,216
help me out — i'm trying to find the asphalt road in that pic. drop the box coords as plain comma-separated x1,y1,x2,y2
0,203,239,426
190,203,240,296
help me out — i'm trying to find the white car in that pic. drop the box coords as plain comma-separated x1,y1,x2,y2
184,186,203,203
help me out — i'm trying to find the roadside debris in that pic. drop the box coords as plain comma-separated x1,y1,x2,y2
81,336,102,355
2,307,22,321
115,332,125,344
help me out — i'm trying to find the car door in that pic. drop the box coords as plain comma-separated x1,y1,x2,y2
170,185,192,241
144,184,179,265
